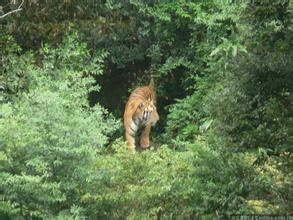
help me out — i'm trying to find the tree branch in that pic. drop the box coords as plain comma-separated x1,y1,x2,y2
0,0,24,19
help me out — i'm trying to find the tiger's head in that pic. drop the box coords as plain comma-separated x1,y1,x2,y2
133,97,159,126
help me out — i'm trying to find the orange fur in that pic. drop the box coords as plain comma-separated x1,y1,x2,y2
124,78,159,152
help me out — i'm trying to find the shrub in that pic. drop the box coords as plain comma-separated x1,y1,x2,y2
0,33,119,218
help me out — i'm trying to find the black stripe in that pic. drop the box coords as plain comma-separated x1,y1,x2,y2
130,127,136,133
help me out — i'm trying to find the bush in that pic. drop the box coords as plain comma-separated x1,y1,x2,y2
78,138,263,219
0,33,119,218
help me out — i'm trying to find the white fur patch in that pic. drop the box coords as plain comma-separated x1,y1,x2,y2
143,111,148,120
130,120,138,132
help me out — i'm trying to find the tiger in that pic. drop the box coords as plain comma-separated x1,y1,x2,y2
123,77,159,152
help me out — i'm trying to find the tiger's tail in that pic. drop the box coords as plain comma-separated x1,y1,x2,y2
149,75,155,90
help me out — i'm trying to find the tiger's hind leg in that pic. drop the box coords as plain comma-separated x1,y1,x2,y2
140,123,152,149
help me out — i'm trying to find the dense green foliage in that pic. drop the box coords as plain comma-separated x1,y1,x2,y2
1,0,292,218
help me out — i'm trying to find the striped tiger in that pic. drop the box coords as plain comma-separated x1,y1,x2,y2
123,78,159,152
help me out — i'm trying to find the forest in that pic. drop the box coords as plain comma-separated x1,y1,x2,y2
0,0,292,219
